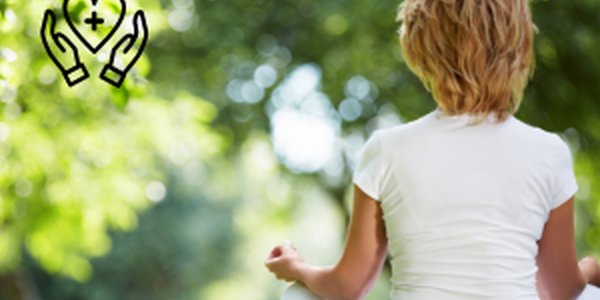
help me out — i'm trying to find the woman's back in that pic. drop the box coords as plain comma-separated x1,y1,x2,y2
265,0,599,298
353,109,577,299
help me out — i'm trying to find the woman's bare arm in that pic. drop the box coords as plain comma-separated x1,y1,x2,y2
265,184,388,300
536,197,587,300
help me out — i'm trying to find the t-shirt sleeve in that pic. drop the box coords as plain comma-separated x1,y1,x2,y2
551,135,578,209
352,131,384,201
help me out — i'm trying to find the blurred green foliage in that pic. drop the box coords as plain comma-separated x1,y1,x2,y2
0,0,599,299
26,173,238,300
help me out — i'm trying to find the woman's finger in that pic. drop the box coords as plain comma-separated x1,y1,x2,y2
284,240,295,249
264,256,280,268
283,240,299,251
267,245,283,260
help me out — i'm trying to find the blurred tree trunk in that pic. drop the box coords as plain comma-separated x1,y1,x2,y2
0,272,42,300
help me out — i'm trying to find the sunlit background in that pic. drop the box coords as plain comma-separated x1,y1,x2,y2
1,0,600,299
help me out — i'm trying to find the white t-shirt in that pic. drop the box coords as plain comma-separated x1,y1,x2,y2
353,108,578,300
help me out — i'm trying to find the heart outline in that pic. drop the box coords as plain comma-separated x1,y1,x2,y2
63,0,126,54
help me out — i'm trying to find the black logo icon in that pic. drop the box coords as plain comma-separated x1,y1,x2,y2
65,0,126,54
41,10,91,87
100,11,148,88
40,0,148,88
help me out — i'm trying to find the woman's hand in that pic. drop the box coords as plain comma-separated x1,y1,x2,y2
264,241,306,282
263,186,387,299
579,256,600,287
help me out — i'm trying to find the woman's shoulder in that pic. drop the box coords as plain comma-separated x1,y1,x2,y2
507,115,569,151
374,110,437,138
372,111,571,156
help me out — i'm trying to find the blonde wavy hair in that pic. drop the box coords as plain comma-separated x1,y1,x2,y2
397,0,536,123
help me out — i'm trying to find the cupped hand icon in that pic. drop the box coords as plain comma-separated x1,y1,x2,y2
100,11,149,88
41,10,90,87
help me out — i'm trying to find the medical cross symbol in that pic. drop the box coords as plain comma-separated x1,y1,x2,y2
84,11,104,31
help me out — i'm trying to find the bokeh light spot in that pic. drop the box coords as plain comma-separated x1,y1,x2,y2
16,177,32,198
338,98,362,122
145,181,167,202
254,65,277,89
0,123,10,141
325,14,348,35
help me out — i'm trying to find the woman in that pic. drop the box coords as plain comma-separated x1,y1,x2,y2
264,0,600,299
